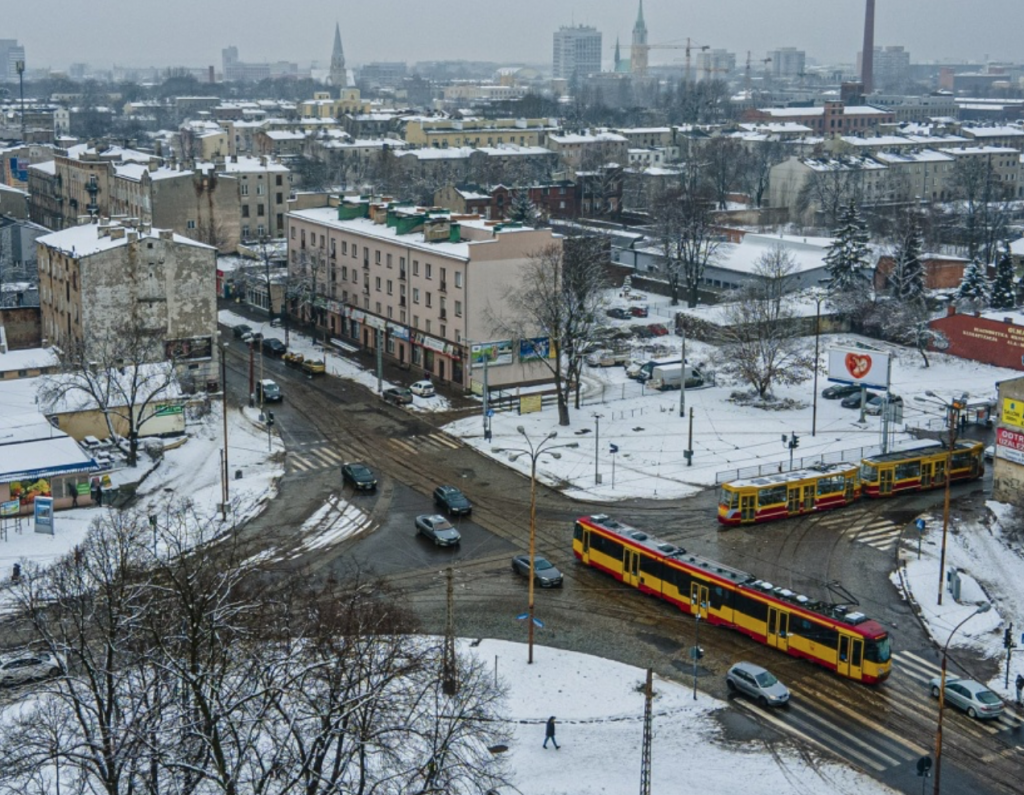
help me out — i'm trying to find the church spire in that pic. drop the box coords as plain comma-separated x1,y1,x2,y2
636,0,645,28
329,22,346,90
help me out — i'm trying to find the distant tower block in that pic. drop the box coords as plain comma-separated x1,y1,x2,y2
328,22,346,90
631,0,649,76
861,0,875,94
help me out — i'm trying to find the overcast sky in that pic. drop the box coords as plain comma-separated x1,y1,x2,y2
12,0,1018,73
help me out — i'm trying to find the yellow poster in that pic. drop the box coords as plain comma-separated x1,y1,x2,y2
519,395,543,415
1004,398,1024,429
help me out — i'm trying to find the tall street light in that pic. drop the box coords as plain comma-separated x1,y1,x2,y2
220,341,230,522
15,60,25,140
493,427,578,664
933,602,990,795
811,291,827,437
914,391,967,606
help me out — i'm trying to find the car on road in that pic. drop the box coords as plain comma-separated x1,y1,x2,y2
341,462,377,491
252,378,282,403
301,358,326,375
410,380,436,397
382,387,414,406
841,390,878,409
821,383,862,400
725,662,790,707
415,514,461,546
0,650,65,686
511,555,563,587
262,337,287,357
433,485,472,516
232,323,253,339
929,676,1004,719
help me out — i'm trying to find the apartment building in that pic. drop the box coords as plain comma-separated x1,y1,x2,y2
545,130,628,171
745,101,895,136
286,198,562,389
402,117,558,149
36,220,218,389
206,155,292,240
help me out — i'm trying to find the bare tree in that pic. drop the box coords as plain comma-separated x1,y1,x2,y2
700,137,745,210
716,246,816,399
945,155,1012,263
866,298,947,368
739,138,790,209
795,164,865,228
495,236,608,425
38,319,184,468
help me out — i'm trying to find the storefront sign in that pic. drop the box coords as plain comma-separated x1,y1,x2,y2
364,315,386,331
388,323,410,341
996,427,1024,465
155,404,184,417
1003,398,1024,429
34,496,54,536
422,335,446,352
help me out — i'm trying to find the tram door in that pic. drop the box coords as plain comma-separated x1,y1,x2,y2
837,634,864,680
787,487,800,515
622,548,640,588
879,467,894,495
921,462,933,489
803,485,815,511
740,494,755,522
690,583,709,620
581,530,591,565
934,458,946,485
767,607,789,653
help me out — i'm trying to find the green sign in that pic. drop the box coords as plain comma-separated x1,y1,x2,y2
155,405,184,417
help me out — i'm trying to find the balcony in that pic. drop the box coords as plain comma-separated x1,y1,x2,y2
362,283,370,295
439,310,447,320
439,281,447,293
399,297,407,307
399,270,407,281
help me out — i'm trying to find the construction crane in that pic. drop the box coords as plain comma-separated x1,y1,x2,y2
744,52,772,95
618,36,708,80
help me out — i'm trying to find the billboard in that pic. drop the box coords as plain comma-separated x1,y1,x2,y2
519,337,555,362
1003,398,1024,429
827,348,891,389
34,497,54,536
165,336,213,362
996,427,1024,465
470,340,513,368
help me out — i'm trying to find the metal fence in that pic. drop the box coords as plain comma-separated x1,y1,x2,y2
714,444,884,484
581,380,653,405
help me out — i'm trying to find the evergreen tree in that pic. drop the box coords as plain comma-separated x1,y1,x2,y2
955,258,990,309
990,240,1017,310
824,200,872,307
508,189,539,226
888,216,925,301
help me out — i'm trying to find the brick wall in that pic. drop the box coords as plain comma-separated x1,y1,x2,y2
0,306,42,349
930,307,1024,370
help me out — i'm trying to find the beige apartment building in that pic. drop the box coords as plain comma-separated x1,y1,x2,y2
36,220,219,389
402,117,558,149
287,198,561,389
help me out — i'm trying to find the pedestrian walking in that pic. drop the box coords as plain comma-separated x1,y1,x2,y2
1015,673,1023,706
543,716,559,749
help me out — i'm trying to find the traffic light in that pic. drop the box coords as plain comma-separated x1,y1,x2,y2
792,433,799,449
267,411,275,427
1005,625,1014,649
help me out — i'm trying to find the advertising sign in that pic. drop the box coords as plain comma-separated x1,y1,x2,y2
995,427,1024,465
165,336,213,361
1002,398,1024,429
827,348,891,389
0,499,19,517
519,395,543,415
34,496,54,536
519,337,555,362
470,340,513,368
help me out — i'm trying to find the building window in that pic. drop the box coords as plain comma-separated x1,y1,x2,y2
342,266,348,280
386,253,392,268
242,205,250,217
257,183,266,195
455,271,462,288
276,175,283,186
387,280,393,295
257,204,265,216
455,300,462,317
186,219,196,229
241,183,249,196
425,292,432,308
352,245,357,259
342,241,348,255
290,227,296,239
400,256,406,269
413,287,420,304
276,193,283,204
425,320,431,333
376,302,381,314
375,250,381,264
425,263,432,279
375,276,381,292
387,306,393,319
242,225,250,238
413,259,419,275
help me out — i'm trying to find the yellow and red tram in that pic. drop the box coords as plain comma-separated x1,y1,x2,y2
718,463,860,526
860,440,984,497
573,514,892,684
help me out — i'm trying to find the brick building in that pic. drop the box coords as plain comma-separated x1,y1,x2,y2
929,306,1024,371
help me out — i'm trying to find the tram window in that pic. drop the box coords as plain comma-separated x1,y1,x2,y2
759,485,787,506
801,622,838,646
894,461,920,480
573,522,584,541
719,488,737,508
734,593,768,622
951,451,972,469
816,475,843,495
669,567,691,593
860,464,877,482
864,636,891,663
709,586,730,610
852,642,862,667
640,555,664,579
589,533,623,559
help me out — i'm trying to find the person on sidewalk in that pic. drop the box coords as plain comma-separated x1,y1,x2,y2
543,716,559,749
1015,673,1023,706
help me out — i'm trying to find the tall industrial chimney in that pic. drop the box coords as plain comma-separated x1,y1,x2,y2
861,0,875,95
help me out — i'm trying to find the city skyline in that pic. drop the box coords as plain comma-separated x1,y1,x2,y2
6,0,1021,75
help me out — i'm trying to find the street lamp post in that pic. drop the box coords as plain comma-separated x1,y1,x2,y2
811,293,825,437
933,602,990,795
493,427,579,664
914,391,967,607
220,342,230,522
15,60,25,140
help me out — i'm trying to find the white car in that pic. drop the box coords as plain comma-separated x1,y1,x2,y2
410,380,436,397
0,650,65,686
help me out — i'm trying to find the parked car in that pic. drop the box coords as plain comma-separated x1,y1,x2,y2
341,462,377,491
0,650,65,686
864,394,902,416
252,378,282,403
246,331,263,343
434,485,472,515
382,387,414,406
606,307,631,320
586,349,631,368
283,352,305,367
841,390,878,409
415,514,462,546
984,445,995,462
630,305,649,318
929,676,1003,719
262,337,287,357
300,359,326,375
725,662,790,707
511,555,563,587
410,380,436,397
232,323,253,339
648,324,669,336
821,383,862,400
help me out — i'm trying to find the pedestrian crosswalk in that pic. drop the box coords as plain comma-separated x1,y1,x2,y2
814,508,902,552
286,432,461,473
731,649,1024,774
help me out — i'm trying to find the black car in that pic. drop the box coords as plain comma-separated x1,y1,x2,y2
382,387,414,406
262,337,287,357
341,462,377,491
232,323,253,339
433,485,472,516
606,307,631,320
511,555,563,587
841,390,878,409
821,383,862,400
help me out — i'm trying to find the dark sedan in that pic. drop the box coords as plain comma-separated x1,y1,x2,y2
821,383,862,400
434,485,472,516
232,323,253,339
341,462,378,491
262,337,287,357
382,387,414,406
511,555,563,587
841,390,877,409
415,514,461,547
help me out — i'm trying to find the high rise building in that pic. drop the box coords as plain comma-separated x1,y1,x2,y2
694,49,736,81
768,47,806,78
0,39,26,82
553,25,602,82
857,45,911,92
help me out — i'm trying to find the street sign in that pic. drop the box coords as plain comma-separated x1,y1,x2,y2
486,409,494,418
915,518,926,532
609,443,619,453
916,755,932,777
532,618,544,628
516,613,528,621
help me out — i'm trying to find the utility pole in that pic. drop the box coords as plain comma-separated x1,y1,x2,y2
686,406,694,466
639,667,653,795
375,327,383,394
15,60,25,141
220,343,229,522
678,326,686,417
442,566,458,695
593,413,602,485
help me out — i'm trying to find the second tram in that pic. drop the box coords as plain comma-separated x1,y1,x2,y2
718,463,860,526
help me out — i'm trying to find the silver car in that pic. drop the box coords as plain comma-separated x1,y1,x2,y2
929,676,1004,719
415,514,462,547
0,650,65,686
726,662,790,707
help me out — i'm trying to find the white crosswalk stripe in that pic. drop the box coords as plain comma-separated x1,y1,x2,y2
288,444,347,473
388,433,461,457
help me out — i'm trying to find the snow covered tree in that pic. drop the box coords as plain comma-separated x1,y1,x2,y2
508,188,539,226
824,200,872,309
887,215,925,301
955,258,990,310
990,240,1017,310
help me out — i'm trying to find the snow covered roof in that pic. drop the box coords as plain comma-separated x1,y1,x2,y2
113,162,181,181
263,130,307,141
475,144,553,157
0,347,60,374
28,160,56,175
940,145,1020,155
872,149,954,165
198,156,290,174
801,155,887,172
37,223,215,258
548,131,627,144
713,232,835,276
395,146,474,161
959,125,1024,138
739,122,813,134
